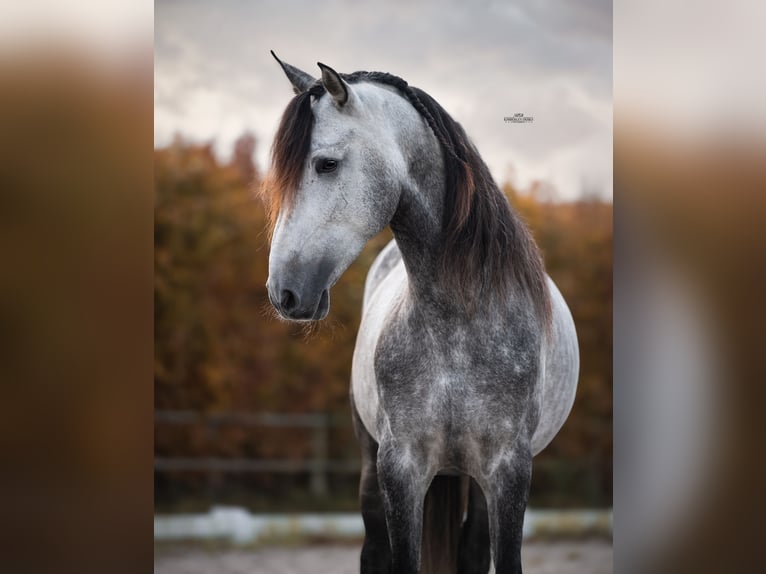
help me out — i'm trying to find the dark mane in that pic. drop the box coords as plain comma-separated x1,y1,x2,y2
260,84,321,226
261,72,551,326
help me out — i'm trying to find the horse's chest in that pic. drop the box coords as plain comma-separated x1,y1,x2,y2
352,292,542,451
375,327,538,440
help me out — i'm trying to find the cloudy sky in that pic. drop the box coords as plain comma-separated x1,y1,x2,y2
155,0,612,200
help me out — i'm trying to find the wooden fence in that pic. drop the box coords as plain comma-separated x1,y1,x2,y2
154,410,360,496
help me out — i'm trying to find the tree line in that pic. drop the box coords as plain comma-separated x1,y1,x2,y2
155,133,612,508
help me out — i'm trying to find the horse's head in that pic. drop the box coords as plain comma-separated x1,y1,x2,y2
264,54,411,321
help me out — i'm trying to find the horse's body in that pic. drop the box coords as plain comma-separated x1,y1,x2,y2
355,240,578,456
263,53,579,574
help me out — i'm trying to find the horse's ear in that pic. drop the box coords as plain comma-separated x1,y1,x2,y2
271,50,316,95
317,62,350,107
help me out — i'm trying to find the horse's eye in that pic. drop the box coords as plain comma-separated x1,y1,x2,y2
316,158,338,173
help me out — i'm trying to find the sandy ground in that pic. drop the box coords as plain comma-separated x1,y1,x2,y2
155,540,612,573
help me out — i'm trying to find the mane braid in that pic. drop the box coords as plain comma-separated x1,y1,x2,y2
262,71,551,326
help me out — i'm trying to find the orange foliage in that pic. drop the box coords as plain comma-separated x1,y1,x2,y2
155,137,612,507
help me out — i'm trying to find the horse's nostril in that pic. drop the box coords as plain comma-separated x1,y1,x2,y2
280,289,297,312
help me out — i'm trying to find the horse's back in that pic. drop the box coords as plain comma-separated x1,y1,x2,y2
531,277,580,455
362,239,402,311
353,239,407,440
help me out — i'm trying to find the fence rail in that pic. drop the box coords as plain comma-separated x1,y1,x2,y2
154,457,360,473
155,410,349,428
154,410,358,496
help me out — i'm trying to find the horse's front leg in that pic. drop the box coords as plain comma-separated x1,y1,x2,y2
479,447,533,574
351,393,391,574
377,439,432,574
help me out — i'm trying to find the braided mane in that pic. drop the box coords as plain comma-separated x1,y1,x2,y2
261,71,551,325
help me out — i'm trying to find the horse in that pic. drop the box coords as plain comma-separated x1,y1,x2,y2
261,52,579,574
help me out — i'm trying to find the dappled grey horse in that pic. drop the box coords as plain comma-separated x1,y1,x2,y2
262,52,579,574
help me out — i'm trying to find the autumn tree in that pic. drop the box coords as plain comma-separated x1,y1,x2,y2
155,139,612,508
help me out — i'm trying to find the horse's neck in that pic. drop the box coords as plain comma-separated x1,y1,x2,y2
388,139,520,321
388,127,458,310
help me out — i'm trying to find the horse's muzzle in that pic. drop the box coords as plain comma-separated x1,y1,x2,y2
267,280,330,321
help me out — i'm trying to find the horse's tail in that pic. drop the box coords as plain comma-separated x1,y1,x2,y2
420,475,469,574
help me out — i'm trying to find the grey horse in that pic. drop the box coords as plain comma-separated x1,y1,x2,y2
262,53,579,574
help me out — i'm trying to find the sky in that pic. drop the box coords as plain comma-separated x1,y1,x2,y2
155,0,612,200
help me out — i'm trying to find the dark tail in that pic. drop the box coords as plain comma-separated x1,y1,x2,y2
420,475,469,574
